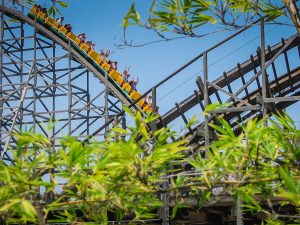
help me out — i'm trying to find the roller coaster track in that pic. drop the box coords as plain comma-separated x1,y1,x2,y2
159,34,300,149
0,4,133,107
0,4,142,159
90,32,300,151
151,29,300,224
1,3,300,225
186,65,300,150
160,35,299,126
76,14,299,151
1,4,300,155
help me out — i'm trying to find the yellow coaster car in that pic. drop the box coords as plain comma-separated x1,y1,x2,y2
138,99,145,109
80,43,89,53
30,6,37,14
122,82,132,94
45,17,59,29
67,32,80,45
143,104,152,114
89,51,101,64
29,5,149,111
37,11,46,20
102,61,111,72
129,91,142,101
109,70,121,80
58,26,68,35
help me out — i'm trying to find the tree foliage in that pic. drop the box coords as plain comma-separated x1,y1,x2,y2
0,112,187,224
2,1,300,223
122,0,300,46
0,108,300,224
12,0,69,17
170,113,300,224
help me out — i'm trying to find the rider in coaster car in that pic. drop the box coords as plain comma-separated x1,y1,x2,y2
64,24,72,33
86,41,96,53
78,33,86,45
129,77,138,92
34,4,42,13
100,49,110,61
56,17,64,27
122,67,130,82
42,7,48,17
108,60,118,73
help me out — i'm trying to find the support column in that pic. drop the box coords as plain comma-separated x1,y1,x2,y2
151,87,157,131
261,18,267,126
104,71,109,135
203,52,209,154
68,40,72,135
153,86,169,225
19,12,24,130
33,16,37,133
87,68,90,136
52,41,56,144
236,194,243,225
0,0,4,155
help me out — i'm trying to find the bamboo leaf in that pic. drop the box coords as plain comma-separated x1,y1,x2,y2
280,168,297,193
171,202,189,218
57,1,68,8
21,199,37,219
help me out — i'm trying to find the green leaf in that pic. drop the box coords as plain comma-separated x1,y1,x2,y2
204,102,232,115
171,202,189,218
0,199,21,212
48,6,54,17
175,175,187,187
68,142,84,167
195,0,212,9
21,199,37,219
279,168,297,193
122,105,134,118
123,3,141,28
185,114,200,129
58,1,68,8
111,127,129,134
199,190,211,207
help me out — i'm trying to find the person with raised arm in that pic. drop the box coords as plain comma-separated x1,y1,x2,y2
86,41,95,53
129,77,138,92
56,16,64,27
122,67,130,83
99,49,111,61
78,33,86,45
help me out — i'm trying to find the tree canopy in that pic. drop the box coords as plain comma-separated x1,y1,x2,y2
122,0,300,46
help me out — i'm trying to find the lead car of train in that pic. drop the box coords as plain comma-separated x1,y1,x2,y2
28,5,152,114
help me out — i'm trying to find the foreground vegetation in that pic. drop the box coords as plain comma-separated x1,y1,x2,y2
0,111,187,224
0,110,299,224
174,113,300,225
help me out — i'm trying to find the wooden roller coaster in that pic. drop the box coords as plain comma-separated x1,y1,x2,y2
28,5,152,115
1,2,300,224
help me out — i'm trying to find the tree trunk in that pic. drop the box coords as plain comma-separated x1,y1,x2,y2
35,203,45,225
282,0,300,35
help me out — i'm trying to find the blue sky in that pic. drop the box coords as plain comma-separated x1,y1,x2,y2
38,0,300,128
